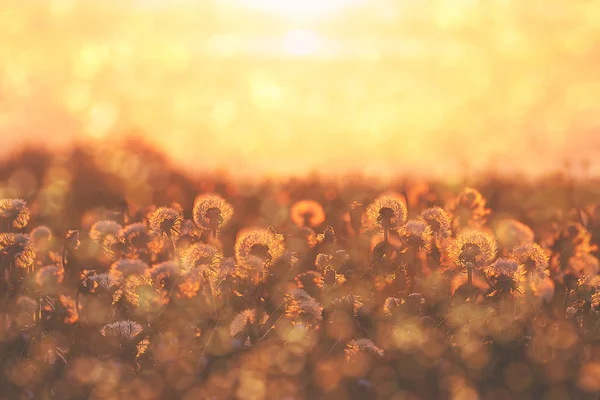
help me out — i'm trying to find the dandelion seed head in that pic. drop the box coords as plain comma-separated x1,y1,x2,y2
0,198,30,229
30,226,53,248
235,228,285,270
230,309,267,337
35,264,64,291
383,297,403,317
494,219,535,251
119,223,149,245
182,243,222,278
511,243,549,274
89,220,122,243
101,320,144,341
421,206,451,240
149,207,182,239
110,258,149,280
148,261,181,284
450,188,490,228
284,288,323,324
447,230,497,269
0,233,35,269
399,219,433,251
192,194,234,230
345,339,384,362
366,194,407,229
290,200,326,228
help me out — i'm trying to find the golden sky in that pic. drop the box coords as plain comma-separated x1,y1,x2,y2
1,0,600,178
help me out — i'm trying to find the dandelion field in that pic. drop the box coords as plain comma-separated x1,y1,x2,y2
0,144,599,400
4,1,600,399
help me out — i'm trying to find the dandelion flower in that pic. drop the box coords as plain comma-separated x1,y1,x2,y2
383,297,403,317
0,198,30,229
100,320,148,357
181,243,222,278
149,207,182,239
89,220,122,244
450,188,490,229
290,200,326,228
35,264,64,294
284,288,323,325
109,258,149,280
192,194,234,236
82,272,119,294
230,309,267,337
494,219,535,251
235,228,285,271
485,258,519,295
0,233,35,269
421,207,451,240
366,194,407,230
148,261,181,285
30,226,53,252
511,243,549,275
399,219,433,251
447,230,497,270
119,223,149,248
345,339,384,362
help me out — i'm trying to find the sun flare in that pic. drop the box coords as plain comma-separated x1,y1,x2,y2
282,30,321,56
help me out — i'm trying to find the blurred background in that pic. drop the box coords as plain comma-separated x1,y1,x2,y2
1,0,600,178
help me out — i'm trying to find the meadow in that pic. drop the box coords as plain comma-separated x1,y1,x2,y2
0,143,599,399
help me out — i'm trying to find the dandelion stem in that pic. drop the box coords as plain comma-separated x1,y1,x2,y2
467,265,473,292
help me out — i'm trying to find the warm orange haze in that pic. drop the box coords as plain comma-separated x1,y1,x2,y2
2,0,600,177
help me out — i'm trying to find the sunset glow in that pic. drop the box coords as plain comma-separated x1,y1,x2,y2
1,0,600,178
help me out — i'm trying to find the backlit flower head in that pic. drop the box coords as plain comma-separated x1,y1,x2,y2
235,228,285,270
450,188,490,228
148,261,181,285
230,309,267,337
485,258,519,295
284,289,323,325
119,223,150,248
35,264,65,293
149,207,182,239
101,320,144,341
89,220,122,247
181,242,223,278
30,226,53,251
113,273,166,311
192,194,234,231
295,270,324,291
345,339,384,362
82,272,119,294
366,194,407,229
0,198,30,229
494,219,535,251
399,219,433,251
383,297,403,317
109,258,149,280
447,230,497,269
0,233,35,269
510,243,549,275
290,200,326,228
421,207,451,240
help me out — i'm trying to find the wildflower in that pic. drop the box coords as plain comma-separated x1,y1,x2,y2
345,339,384,362
235,228,285,271
89,220,122,244
181,243,222,278
109,258,149,280
494,219,535,251
284,288,323,326
330,294,364,317
421,207,451,240
53,295,78,324
485,258,519,296
81,272,119,294
230,309,267,337
447,230,497,270
192,195,234,237
295,270,324,291
366,194,407,230
113,274,166,312
30,226,53,252
511,243,550,294
399,219,433,251
100,320,148,358
148,261,181,286
0,198,30,229
35,264,65,294
449,188,490,229
119,223,150,249
568,253,599,277
0,233,35,269
290,200,326,228
148,207,182,239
